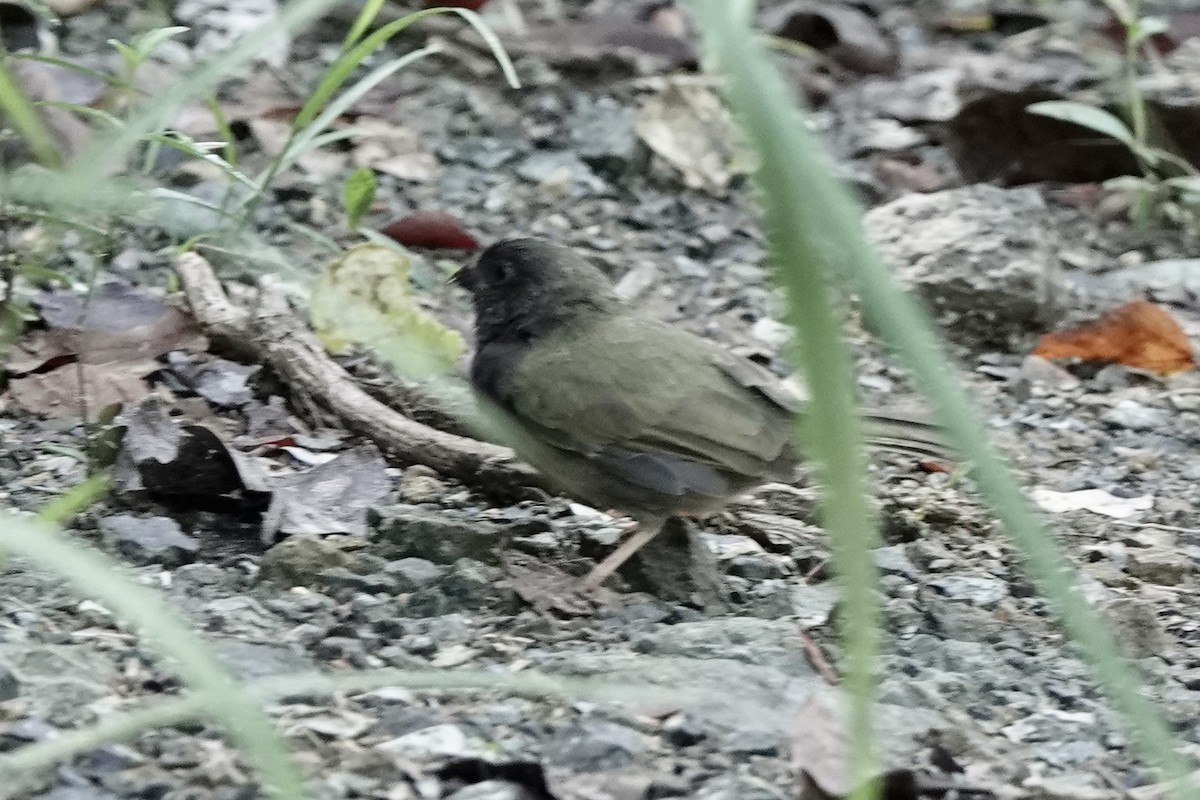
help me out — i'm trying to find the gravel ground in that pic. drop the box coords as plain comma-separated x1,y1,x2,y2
3,1,1200,799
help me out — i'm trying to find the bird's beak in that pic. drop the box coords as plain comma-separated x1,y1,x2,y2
450,264,477,291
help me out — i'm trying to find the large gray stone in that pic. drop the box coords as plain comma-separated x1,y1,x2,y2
865,184,1065,348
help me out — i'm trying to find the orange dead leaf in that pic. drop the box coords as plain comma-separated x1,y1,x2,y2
1032,299,1196,375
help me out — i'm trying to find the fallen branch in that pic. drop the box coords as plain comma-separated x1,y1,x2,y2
175,252,543,499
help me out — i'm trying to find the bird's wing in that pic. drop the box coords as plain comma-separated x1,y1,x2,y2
501,317,795,496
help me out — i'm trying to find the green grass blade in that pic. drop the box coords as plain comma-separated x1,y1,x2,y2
45,0,339,202
341,0,387,49
0,514,311,800
204,92,239,167
36,471,110,525
8,53,125,87
145,132,256,188
294,6,519,133
694,2,880,794
692,1,1195,795
0,58,61,167
281,42,441,169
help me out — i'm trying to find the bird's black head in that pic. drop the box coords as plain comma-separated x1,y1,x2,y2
456,238,619,344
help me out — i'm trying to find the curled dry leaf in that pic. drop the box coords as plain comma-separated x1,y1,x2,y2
635,76,751,194
260,444,393,543
381,211,480,250
113,397,270,500
309,243,465,377
4,282,207,419
1032,299,1197,375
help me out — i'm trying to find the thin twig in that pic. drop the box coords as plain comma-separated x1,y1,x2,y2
175,252,544,500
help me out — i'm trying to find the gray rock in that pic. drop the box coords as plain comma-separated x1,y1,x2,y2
398,465,447,504
927,575,1010,608
726,728,779,756
0,645,111,727
661,712,707,747
545,720,647,771
864,185,1064,348
614,518,728,609
873,544,919,579
31,788,122,800
1078,257,1200,303
98,514,198,567
1126,549,1193,586
1020,355,1082,390
212,640,316,681
537,650,940,769
693,775,782,800
631,618,814,677
1024,773,1117,800
259,535,356,587
376,722,478,759
369,505,501,564
1105,597,1167,659
725,554,786,580
385,558,446,591
0,662,18,702
440,558,516,612
515,150,599,190
314,636,366,661
569,95,644,178
316,566,398,595
1103,400,1168,432
730,578,794,619
446,781,537,800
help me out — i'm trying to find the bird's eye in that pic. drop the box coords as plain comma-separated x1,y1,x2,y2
494,261,515,282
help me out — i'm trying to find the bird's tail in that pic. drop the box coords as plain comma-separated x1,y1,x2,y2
860,411,951,461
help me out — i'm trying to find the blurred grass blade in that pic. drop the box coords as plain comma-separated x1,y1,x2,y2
9,53,123,87
49,0,339,201
341,0,387,49
342,166,377,229
693,2,1195,796
282,42,442,169
36,472,111,525
294,6,519,133
0,58,61,166
696,2,881,795
0,514,311,800
145,132,256,188
0,667,643,797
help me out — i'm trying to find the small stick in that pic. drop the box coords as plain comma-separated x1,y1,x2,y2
175,252,545,500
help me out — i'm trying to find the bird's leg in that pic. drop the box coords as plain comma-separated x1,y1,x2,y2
580,515,667,592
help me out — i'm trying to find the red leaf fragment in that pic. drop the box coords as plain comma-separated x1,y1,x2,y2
380,211,480,250
1032,299,1197,375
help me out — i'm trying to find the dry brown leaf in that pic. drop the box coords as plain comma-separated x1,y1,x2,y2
350,118,441,183
7,306,205,372
1032,299,1196,375
3,283,207,418
7,360,158,419
791,691,918,800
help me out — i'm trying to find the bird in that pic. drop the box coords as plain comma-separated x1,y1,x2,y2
454,237,946,592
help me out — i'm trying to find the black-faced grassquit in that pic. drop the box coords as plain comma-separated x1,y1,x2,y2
456,237,944,590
